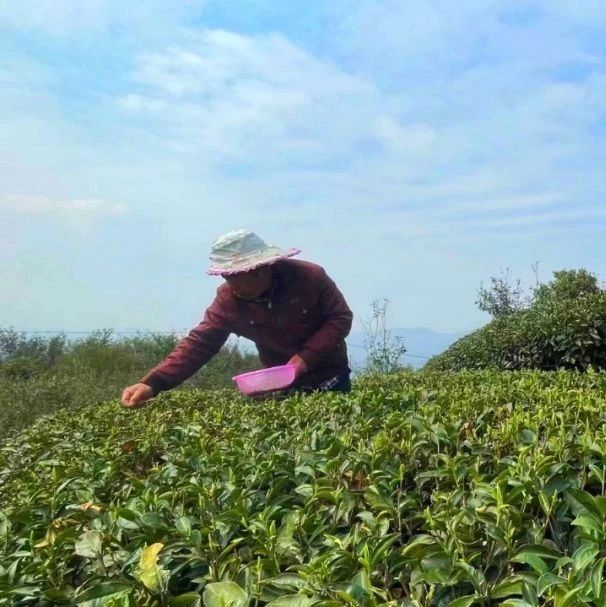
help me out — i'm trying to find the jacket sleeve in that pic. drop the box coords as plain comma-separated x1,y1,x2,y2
298,269,353,371
138,297,231,394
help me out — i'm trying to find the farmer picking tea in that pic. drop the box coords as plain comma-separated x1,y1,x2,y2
121,229,353,407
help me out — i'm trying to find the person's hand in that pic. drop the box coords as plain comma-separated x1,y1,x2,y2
121,383,154,408
287,354,308,379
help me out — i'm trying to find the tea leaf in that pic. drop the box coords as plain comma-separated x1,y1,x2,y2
203,581,249,607
135,543,169,593
74,582,132,603
75,530,102,558
447,595,477,607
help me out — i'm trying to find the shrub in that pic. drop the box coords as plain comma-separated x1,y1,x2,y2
0,329,259,440
428,269,606,372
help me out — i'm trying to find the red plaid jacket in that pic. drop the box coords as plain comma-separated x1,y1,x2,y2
139,259,353,393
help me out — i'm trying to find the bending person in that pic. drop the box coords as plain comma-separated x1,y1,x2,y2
121,229,353,407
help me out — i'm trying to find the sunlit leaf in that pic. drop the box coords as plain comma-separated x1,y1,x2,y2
169,593,202,607
202,581,249,607
447,595,477,607
537,572,566,597
266,596,317,607
75,530,102,558
74,582,132,603
572,543,600,574
134,543,169,593
592,558,606,599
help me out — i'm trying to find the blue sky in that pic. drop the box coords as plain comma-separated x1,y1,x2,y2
2,0,606,334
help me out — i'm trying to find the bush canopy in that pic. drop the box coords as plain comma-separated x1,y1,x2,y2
427,269,606,372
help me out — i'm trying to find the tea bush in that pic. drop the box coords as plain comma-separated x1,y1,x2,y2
428,269,606,373
426,292,606,372
2,370,606,605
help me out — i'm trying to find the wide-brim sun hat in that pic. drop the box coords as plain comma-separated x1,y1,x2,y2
207,229,301,276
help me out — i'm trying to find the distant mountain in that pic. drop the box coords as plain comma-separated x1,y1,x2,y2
347,327,471,370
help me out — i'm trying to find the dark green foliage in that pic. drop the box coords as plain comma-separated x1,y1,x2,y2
55,329,178,377
428,269,606,372
0,329,67,369
0,329,259,441
533,269,601,306
2,370,606,605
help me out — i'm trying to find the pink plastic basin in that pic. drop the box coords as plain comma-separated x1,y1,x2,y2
232,364,297,395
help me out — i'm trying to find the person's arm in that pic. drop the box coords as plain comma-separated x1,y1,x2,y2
138,302,231,394
295,269,353,373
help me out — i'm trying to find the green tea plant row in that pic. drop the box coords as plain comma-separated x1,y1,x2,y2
2,370,606,606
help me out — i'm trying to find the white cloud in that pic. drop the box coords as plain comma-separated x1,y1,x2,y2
2,195,126,232
117,23,606,236
459,207,606,229
330,0,603,85
118,94,168,113
373,117,437,159
0,0,200,37
1,2,605,332
537,0,606,26
119,30,387,164
441,193,565,214
0,0,108,35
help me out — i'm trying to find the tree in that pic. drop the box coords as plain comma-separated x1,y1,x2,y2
475,268,527,318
